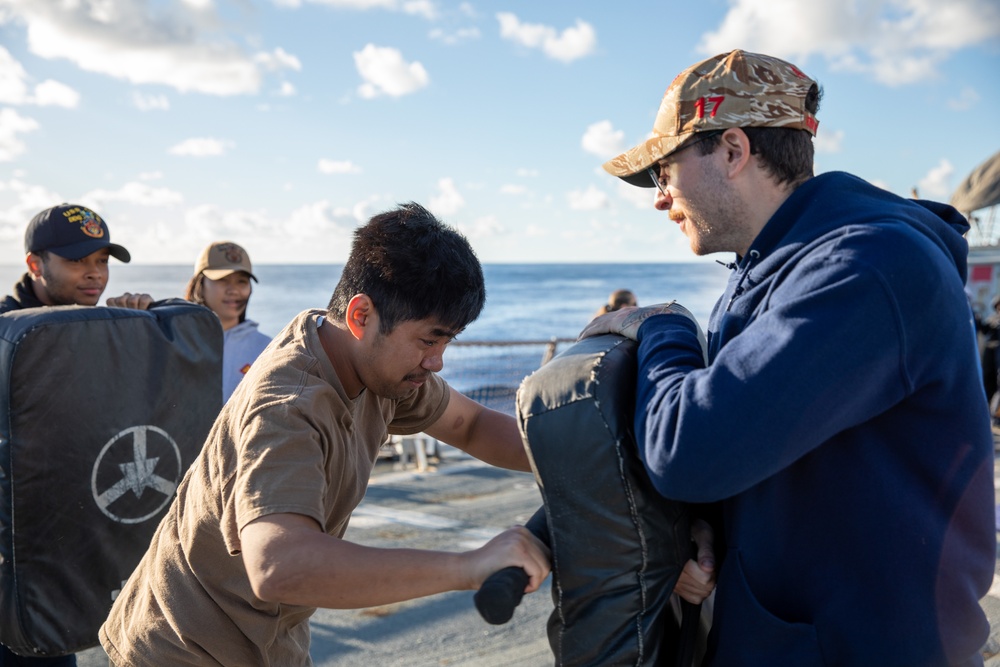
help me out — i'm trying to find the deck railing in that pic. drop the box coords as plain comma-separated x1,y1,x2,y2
438,338,578,416
384,338,577,469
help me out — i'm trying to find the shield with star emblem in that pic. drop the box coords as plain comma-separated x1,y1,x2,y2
0,300,222,656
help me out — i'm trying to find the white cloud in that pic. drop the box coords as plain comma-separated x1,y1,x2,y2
277,81,296,97
0,47,29,104
285,200,356,238
256,48,302,73
352,197,381,223
138,171,164,181
500,184,527,195
275,0,438,17
948,86,980,111
168,137,233,157
524,224,547,238
428,27,481,45
31,79,80,107
353,44,429,98
285,0,396,9
183,204,271,239
402,0,437,19
3,1,300,96
0,46,79,107
616,180,656,209
318,159,362,174
496,13,597,63
567,185,609,211
132,92,170,111
516,168,539,178
0,178,62,239
543,20,597,63
813,128,844,154
0,108,39,161
582,120,624,158
429,177,465,216
917,158,954,198
698,0,1000,86
457,215,505,239
82,182,185,208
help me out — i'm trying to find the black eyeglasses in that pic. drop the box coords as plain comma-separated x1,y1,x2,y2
647,130,724,196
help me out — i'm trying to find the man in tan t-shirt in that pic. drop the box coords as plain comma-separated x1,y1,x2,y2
99,203,551,666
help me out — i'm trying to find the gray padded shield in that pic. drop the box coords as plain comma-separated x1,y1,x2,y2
517,334,690,666
0,301,222,657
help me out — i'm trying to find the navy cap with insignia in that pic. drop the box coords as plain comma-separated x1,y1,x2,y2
24,203,131,263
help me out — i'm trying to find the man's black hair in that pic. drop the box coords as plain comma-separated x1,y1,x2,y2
328,202,486,334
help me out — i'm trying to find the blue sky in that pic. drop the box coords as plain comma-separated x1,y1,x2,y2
0,0,998,265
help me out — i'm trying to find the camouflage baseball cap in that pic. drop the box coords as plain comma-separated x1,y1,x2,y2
603,50,819,187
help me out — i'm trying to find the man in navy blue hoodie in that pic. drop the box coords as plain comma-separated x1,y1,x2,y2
585,50,994,666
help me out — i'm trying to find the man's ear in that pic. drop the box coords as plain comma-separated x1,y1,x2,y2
345,294,375,341
25,252,43,278
719,128,752,178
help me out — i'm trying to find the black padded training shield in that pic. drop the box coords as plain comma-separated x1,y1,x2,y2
0,301,222,657
517,334,690,666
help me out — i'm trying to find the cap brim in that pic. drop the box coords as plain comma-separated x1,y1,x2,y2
203,268,258,282
49,240,131,263
602,133,691,187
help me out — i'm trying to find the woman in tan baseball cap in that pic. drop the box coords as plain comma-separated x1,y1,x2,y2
185,241,272,402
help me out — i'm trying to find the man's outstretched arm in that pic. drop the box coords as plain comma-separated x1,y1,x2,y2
240,512,551,609
425,387,531,472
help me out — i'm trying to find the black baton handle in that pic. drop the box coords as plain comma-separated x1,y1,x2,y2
675,531,705,667
473,507,549,625
474,566,531,624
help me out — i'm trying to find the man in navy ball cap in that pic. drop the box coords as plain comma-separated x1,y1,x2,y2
0,203,152,313
0,203,156,666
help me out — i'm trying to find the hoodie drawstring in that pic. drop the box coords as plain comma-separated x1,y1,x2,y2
726,249,760,312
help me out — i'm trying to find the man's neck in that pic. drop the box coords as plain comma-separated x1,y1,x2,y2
317,318,364,399
736,175,808,256
29,277,54,307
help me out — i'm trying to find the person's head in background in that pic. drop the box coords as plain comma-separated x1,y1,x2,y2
608,289,638,312
327,202,487,336
24,203,131,306
185,242,258,331
595,289,638,318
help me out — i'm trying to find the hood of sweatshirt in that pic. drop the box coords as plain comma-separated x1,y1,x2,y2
707,171,971,353
746,171,969,282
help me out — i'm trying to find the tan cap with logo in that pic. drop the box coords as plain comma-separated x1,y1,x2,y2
195,241,258,282
603,50,819,187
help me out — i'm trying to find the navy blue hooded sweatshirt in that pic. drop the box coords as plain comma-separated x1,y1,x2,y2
634,172,995,666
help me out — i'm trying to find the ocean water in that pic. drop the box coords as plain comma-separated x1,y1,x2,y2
0,262,732,342
0,261,731,411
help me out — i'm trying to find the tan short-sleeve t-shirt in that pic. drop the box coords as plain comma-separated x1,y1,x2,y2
100,310,450,666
